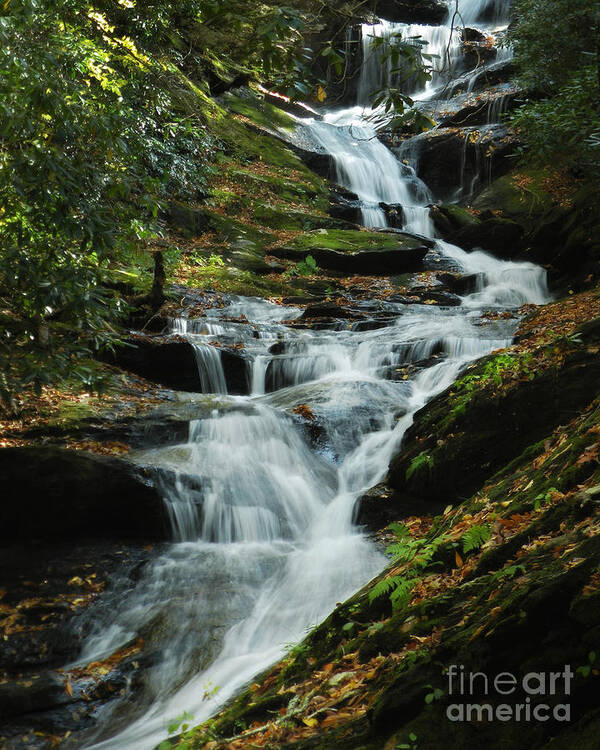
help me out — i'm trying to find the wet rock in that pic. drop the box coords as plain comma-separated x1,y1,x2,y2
460,34,498,71
430,202,525,258
380,202,405,228
0,447,168,540
328,186,363,225
398,124,519,201
433,85,521,129
388,324,600,509
442,59,516,99
285,142,333,179
374,0,448,24
221,349,250,394
355,483,399,531
101,335,249,395
468,170,600,288
299,302,356,320
272,229,429,274
0,673,71,720
101,336,201,391
436,271,480,295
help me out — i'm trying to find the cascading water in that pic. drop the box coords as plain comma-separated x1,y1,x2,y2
74,2,550,747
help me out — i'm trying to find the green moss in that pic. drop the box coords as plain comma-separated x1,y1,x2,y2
228,168,327,208
472,167,560,225
252,203,347,231
220,89,297,132
281,229,418,254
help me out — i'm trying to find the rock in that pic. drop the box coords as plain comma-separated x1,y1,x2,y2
0,447,168,540
355,483,399,531
0,673,72,720
380,202,405,228
387,324,600,509
328,185,362,225
430,203,525,258
436,271,480,295
286,142,333,178
102,336,249,394
299,302,356,320
227,249,286,275
252,202,355,231
374,0,448,24
271,229,429,274
398,124,518,201
434,85,521,129
221,349,250,395
328,200,362,224
467,169,600,288
460,35,498,71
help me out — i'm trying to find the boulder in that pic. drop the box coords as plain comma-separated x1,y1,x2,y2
387,319,600,509
102,336,249,394
0,673,73,720
380,202,405,228
271,229,429,274
0,447,168,540
468,169,600,288
430,203,525,258
398,124,519,201
328,185,362,225
374,0,448,24
434,85,521,128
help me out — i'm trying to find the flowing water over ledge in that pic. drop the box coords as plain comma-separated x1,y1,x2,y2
72,2,551,747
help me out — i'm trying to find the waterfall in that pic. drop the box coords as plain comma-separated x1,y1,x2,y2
171,318,228,394
74,2,550,747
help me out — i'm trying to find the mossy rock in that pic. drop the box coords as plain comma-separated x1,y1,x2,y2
168,202,275,246
252,202,355,231
387,328,600,510
471,168,559,225
430,203,524,258
220,89,297,133
271,229,430,274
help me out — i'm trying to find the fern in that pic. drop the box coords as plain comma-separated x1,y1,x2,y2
406,451,434,481
387,522,412,540
385,541,417,562
369,575,401,602
389,578,416,610
369,575,415,611
462,524,491,554
370,523,449,611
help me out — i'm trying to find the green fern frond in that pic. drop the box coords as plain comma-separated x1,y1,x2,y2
387,522,411,540
462,524,491,554
385,542,417,562
389,578,415,610
369,575,401,602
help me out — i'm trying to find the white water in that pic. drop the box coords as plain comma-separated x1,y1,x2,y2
76,1,549,747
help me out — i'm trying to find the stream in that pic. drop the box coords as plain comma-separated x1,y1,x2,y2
75,1,550,747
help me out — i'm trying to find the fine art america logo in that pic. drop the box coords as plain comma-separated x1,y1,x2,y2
446,664,573,722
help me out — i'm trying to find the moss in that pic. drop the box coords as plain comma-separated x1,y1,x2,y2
472,166,562,226
228,168,328,209
252,203,349,231
279,229,420,254
220,89,297,132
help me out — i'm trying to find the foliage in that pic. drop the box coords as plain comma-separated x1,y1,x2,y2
0,0,216,411
285,254,319,278
506,0,600,175
461,524,491,554
510,66,600,175
406,452,434,481
369,523,449,611
506,0,598,92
